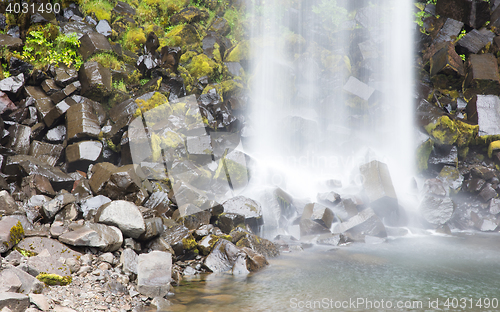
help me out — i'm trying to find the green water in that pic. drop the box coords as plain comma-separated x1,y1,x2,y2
166,233,500,312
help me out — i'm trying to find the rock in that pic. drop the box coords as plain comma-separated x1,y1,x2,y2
112,1,136,18
140,217,164,240
359,160,398,219
65,257,80,273
58,222,123,251
80,195,112,219
65,101,101,141
9,57,32,76
330,198,359,221
0,191,19,216
316,233,349,246
260,187,296,229
0,74,24,95
16,237,81,259
28,294,49,311
301,203,336,229
25,253,70,277
170,181,210,211
457,29,492,54
0,217,24,253
433,18,464,44
333,208,387,241
0,267,43,294
45,125,66,143
28,141,63,167
343,76,374,101
6,124,31,155
66,141,103,170
209,17,231,36
79,61,112,101
490,198,500,215
464,54,500,99
222,196,263,231
95,200,146,239
170,7,209,25
120,248,138,275
96,20,112,37
428,145,458,167
43,101,71,128
479,184,497,202
466,95,500,136
438,165,464,194
419,195,454,225
160,219,189,255
79,32,113,60
40,79,60,95
230,228,279,258
0,293,30,312
429,41,464,77
0,34,23,49
51,64,78,87
0,91,16,114
217,213,245,234
204,239,242,273
0,270,22,292
299,218,331,237
137,251,172,297
176,206,211,230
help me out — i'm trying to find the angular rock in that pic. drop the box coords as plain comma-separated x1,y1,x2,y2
433,18,464,44
299,218,331,237
140,217,164,240
343,76,374,101
45,125,66,143
79,61,112,101
4,155,73,188
170,7,209,25
7,124,31,155
490,198,500,215
16,236,81,259
0,267,43,294
0,91,16,114
171,181,210,211
160,219,190,254
0,34,23,49
230,228,279,258
65,102,101,141
0,191,19,216
0,73,24,95
222,196,263,231
466,95,500,136
137,251,172,297
0,293,30,312
479,183,497,202
94,200,146,239
28,141,63,167
0,270,22,293
79,32,112,60
66,141,103,170
0,217,24,253
330,198,359,221
96,20,112,37
333,208,387,241
464,54,500,98
204,239,242,273
43,100,71,128
457,29,492,54
176,206,211,230
359,160,398,218
28,294,49,311
25,253,70,277
41,79,60,95
217,213,245,234
419,195,454,225
9,57,32,76
58,222,122,252
429,41,464,77
51,64,78,87
120,248,138,275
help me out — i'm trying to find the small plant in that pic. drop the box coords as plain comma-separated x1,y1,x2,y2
140,78,150,85
1,63,10,78
22,27,82,69
113,79,127,91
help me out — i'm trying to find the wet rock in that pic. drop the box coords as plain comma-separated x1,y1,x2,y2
144,191,172,217
316,233,349,246
137,54,159,76
260,187,296,228
170,6,209,25
9,57,33,76
66,102,101,141
79,61,112,101
66,141,103,171
186,135,213,159
79,32,113,60
96,20,112,37
45,125,66,143
464,54,500,98
438,166,464,194
419,195,454,225
6,124,31,155
176,206,211,230
222,196,263,231
330,198,359,221
479,183,497,202
433,18,464,44
140,217,164,240
217,213,245,234
204,239,242,273
28,141,63,167
0,217,24,253
0,34,23,50
41,79,60,95
429,41,464,77
343,76,374,101
95,200,146,239
51,64,79,87
317,191,341,206
490,198,500,215
225,62,243,77
171,181,210,211
71,95,106,126
137,251,172,297
0,293,30,312
359,160,398,218
24,86,54,120
333,208,387,241
209,17,230,36
112,1,136,19
436,0,471,24
160,219,190,255
471,211,499,231
0,73,24,95
230,228,279,258
0,91,16,114
428,145,458,167
220,149,249,190
457,29,492,54
466,95,500,136
299,218,331,237
58,222,122,251
302,203,335,229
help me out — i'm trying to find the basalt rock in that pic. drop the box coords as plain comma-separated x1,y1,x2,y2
359,160,398,219
95,200,146,239
137,251,172,297
0,91,16,114
0,217,24,253
221,196,263,232
456,29,493,55
463,54,500,99
301,203,336,229
466,95,500,136
28,141,63,167
79,61,112,101
6,124,31,155
0,73,25,96
58,222,123,252
333,208,387,241
433,18,464,44
24,86,54,120
66,140,103,171
66,102,101,141
51,64,79,87
0,34,23,50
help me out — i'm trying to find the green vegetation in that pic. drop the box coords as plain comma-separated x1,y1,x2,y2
79,0,114,21
113,79,127,92
22,26,82,70
89,52,122,70
36,273,72,286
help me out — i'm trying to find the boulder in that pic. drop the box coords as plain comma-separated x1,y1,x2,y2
0,267,43,294
65,141,103,170
0,73,24,95
137,251,172,298
429,41,464,77
433,18,464,44
79,32,112,60
301,203,335,229
79,61,112,101
6,124,31,155
464,54,500,99
0,293,30,312
175,206,211,230
51,64,78,87
419,195,454,225
343,76,374,101
65,101,101,141
456,29,493,54
0,190,19,216
95,200,145,239
222,196,263,231
359,160,398,219
217,213,245,234
0,34,23,49
0,270,22,293
333,208,387,241
16,236,81,259
28,141,63,167
204,239,242,273
120,248,138,275
58,222,122,251
80,195,111,219
466,95,500,136
230,228,279,258
0,91,16,114
0,217,24,253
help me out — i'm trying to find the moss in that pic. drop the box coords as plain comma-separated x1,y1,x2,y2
424,115,459,145
458,146,469,159
80,0,114,21
455,120,479,147
36,273,72,286
14,247,37,257
202,79,243,102
123,27,147,52
182,234,198,253
163,24,201,52
416,139,433,172
488,140,500,158
88,52,122,70
225,40,250,62
134,92,171,117
9,221,24,247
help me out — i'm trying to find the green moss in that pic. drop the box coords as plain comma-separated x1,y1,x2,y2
36,273,72,286
9,221,24,247
455,120,479,147
225,40,250,62
182,234,198,253
14,247,37,257
488,140,500,158
88,52,122,70
123,27,147,52
424,116,459,145
134,92,171,117
202,79,243,102
416,139,434,172
163,24,201,52
80,0,114,21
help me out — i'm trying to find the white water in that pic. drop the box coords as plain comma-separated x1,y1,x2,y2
244,0,415,221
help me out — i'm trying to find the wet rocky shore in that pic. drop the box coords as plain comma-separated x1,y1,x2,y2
0,0,500,311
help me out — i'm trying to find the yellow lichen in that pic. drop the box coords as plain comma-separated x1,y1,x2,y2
36,273,72,286
424,116,459,145
488,140,500,158
9,221,24,247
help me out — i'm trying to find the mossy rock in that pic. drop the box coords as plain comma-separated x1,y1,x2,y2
170,6,210,25
123,27,147,52
416,139,434,172
163,24,201,52
424,115,459,146
36,273,72,286
488,140,500,158
202,79,243,102
180,51,217,81
225,40,250,63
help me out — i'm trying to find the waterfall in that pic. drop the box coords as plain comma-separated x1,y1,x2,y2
243,0,415,234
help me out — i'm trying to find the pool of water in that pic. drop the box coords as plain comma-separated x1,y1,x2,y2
165,233,500,312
